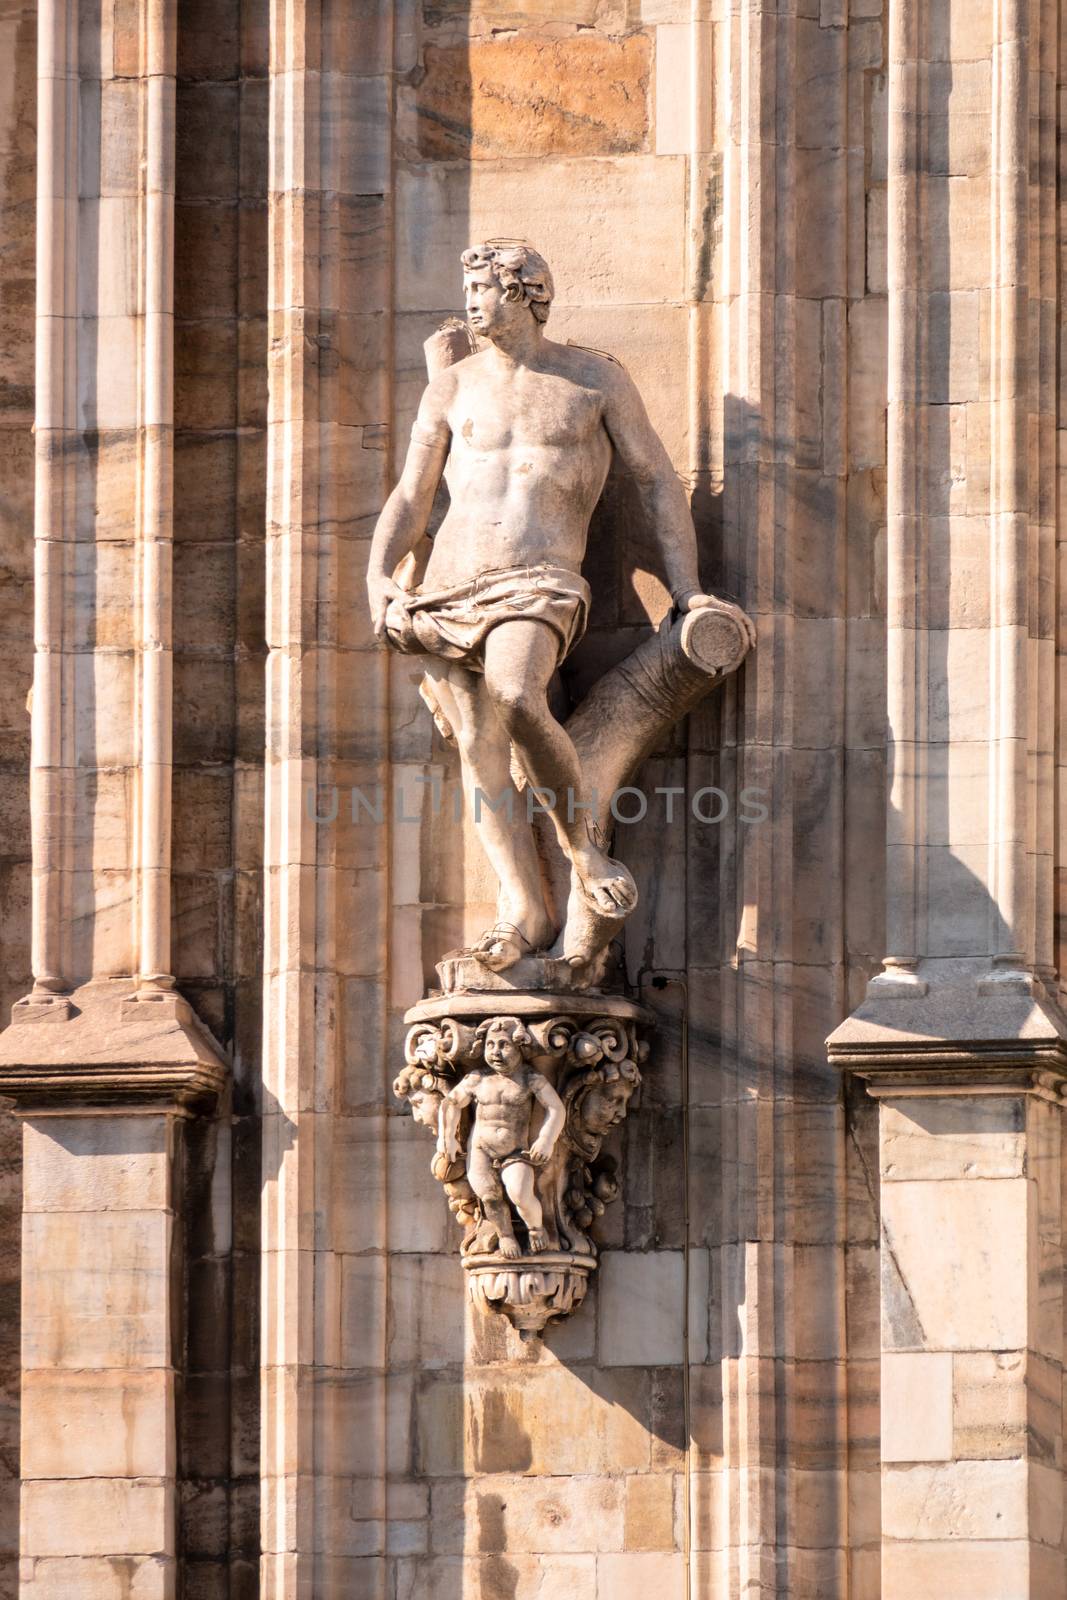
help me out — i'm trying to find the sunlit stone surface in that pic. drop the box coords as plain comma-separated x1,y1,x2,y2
0,1,1064,1596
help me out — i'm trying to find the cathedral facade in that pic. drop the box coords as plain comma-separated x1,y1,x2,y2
0,1,1064,1596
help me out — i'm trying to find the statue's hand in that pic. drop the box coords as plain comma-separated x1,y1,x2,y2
368,573,405,641
674,590,757,654
424,320,476,377
527,1134,555,1166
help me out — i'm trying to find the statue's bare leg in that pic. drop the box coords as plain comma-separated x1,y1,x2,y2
423,660,555,965
465,1143,521,1257
482,621,638,918
502,1163,549,1252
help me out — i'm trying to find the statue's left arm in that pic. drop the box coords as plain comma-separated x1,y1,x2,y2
601,363,756,648
528,1072,566,1165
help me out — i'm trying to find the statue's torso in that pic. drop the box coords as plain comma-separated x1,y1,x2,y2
471,1068,535,1152
423,347,614,590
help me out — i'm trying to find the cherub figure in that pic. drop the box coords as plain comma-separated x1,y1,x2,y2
439,1016,566,1259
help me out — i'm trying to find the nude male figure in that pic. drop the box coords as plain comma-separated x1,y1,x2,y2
367,240,740,969
438,1017,566,1258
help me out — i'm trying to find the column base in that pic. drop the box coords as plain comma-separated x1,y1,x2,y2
0,980,228,1600
829,960,1067,1600
828,958,1067,1089
0,979,228,1115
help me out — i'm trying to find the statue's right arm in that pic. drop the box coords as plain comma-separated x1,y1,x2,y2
366,376,453,638
438,1072,476,1162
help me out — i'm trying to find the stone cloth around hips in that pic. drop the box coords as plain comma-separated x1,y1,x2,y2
383,561,591,668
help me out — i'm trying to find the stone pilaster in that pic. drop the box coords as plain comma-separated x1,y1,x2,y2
0,985,226,1599
828,0,1067,1589
262,2,396,1593
0,1,229,1592
832,1001,1067,1597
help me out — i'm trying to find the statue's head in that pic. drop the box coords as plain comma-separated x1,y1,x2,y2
579,1056,640,1134
476,1014,534,1076
461,240,554,338
394,1063,444,1131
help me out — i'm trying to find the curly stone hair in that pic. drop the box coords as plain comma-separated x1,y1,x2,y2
460,239,555,324
393,1061,443,1102
474,1014,535,1050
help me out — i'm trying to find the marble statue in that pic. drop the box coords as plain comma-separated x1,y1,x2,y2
439,1016,566,1259
379,240,753,1331
368,240,754,984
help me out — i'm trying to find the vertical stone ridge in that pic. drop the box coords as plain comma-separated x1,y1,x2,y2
135,0,177,995
988,0,1031,969
882,0,927,983
30,0,78,996
262,3,394,1593
262,10,322,1587
1028,0,1058,983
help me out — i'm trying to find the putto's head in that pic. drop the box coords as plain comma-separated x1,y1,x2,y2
460,240,554,338
476,1015,534,1075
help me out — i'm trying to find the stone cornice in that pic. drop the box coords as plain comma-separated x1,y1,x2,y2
827,970,1067,1097
0,981,229,1117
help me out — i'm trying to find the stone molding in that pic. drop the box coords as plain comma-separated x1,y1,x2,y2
829,973,1067,1102
0,982,229,1118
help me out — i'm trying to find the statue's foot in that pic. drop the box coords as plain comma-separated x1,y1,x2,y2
498,1234,522,1260
574,849,638,918
526,1227,549,1253
470,922,531,972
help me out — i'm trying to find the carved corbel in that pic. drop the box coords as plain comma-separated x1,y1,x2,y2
395,999,648,1336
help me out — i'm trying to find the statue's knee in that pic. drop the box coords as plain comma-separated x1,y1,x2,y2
486,672,538,733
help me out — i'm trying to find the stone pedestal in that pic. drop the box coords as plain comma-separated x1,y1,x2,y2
830,976,1067,1599
398,988,649,1337
0,984,227,1600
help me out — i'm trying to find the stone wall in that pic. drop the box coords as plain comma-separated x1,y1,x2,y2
172,2,269,1593
363,0,890,1592
0,0,1066,1597
0,4,35,1591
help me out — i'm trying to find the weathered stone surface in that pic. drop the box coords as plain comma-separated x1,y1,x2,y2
881,1352,953,1464
396,157,687,310
3,0,1067,1592
413,36,650,160
880,1097,1026,1182
22,1480,173,1560
880,1178,1028,1352
20,1369,174,1481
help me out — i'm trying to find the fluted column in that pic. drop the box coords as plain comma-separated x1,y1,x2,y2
829,0,1067,1590
262,3,395,1593
0,4,226,1593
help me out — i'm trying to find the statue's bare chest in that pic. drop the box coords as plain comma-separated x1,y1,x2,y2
450,369,603,454
478,1074,530,1110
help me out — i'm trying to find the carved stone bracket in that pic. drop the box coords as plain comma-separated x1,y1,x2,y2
396,991,648,1336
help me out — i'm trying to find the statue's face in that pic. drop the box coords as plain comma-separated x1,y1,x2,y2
409,1088,439,1131
583,1079,633,1132
463,266,526,338
483,1024,523,1074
